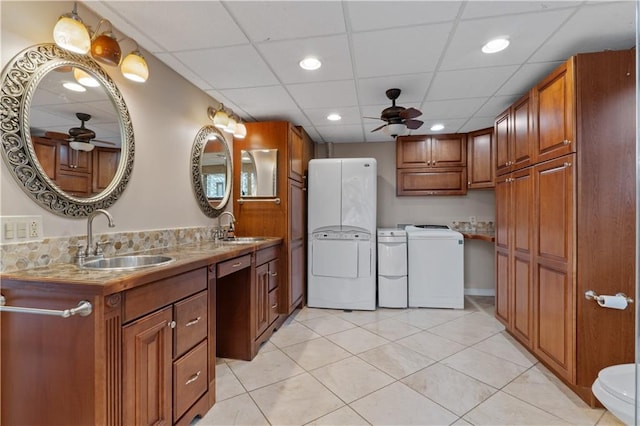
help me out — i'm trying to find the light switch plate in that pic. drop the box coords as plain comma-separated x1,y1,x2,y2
0,215,43,243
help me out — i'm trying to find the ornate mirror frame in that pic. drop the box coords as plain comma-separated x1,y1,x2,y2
191,125,232,218
0,43,134,217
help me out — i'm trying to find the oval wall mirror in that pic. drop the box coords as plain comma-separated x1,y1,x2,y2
0,43,134,217
191,125,232,217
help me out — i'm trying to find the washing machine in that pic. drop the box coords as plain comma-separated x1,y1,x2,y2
405,224,464,309
377,228,407,308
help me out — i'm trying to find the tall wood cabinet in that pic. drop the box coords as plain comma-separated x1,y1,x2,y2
494,49,636,404
234,122,314,316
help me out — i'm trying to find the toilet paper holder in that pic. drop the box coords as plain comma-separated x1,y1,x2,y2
585,290,633,306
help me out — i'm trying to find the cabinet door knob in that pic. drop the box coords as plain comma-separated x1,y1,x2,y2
563,139,571,145
168,321,176,329
564,162,572,168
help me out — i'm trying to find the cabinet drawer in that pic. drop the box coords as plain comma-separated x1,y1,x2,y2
217,254,251,278
173,340,208,422
268,288,279,325
256,245,279,265
174,291,208,358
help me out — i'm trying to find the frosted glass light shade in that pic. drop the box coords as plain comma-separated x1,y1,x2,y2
121,51,149,82
225,116,237,133
53,15,91,54
73,68,100,87
233,122,247,139
91,33,122,66
69,141,95,152
384,123,406,137
213,110,229,129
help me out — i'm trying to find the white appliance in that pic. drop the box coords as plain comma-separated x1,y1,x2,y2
377,228,407,308
307,158,377,310
406,225,464,309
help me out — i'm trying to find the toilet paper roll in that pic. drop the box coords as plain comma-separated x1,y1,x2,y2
597,295,628,310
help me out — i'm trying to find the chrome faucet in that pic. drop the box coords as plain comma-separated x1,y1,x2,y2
85,209,115,258
217,211,236,240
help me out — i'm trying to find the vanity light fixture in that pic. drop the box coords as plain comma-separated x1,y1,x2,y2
69,141,95,152
327,113,341,121
208,106,246,138
430,123,445,131
212,108,229,130
482,38,510,54
233,122,247,139
225,116,237,133
299,56,322,71
53,4,149,83
383,123,407,137
73,68,100,87
53,2,91,54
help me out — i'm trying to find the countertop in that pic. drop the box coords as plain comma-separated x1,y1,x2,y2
459,232,495,243
0,238,282,296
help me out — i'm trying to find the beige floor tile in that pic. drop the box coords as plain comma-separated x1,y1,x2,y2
402,363,497,416
215,362,246,401
441,347,527,388
428,311,505,345
305,406,370,426
503,364,605,424
362,317,422,340
268,321,321,348
335,308,402,326
300,314,357,336
255,340,278,354
291,307,341,322
597,411,626,425
325,327,390,354
463,391,568,425
358,342,435,379
196,393,269,426
227,349,305,391
394,307,472,329
396,330,466,361
350,381,459,425
472,332,538,368
250,373,344,426
311,356,395,403
281,337,352,370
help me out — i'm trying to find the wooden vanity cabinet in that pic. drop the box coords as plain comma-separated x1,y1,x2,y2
467,127,494,189
494,49,636,405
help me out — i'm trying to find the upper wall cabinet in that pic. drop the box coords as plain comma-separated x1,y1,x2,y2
396,133,467,196
495,92,534,176
467,127,495,189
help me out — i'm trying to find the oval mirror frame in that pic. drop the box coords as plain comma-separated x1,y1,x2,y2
0,43,134,217
191,125,232,218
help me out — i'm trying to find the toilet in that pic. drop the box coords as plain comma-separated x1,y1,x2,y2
592,364,638,425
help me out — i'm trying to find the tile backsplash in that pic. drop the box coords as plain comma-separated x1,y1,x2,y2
0,226,216,273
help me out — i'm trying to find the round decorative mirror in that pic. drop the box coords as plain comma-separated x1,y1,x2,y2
191,125,232,217
0,43,134,217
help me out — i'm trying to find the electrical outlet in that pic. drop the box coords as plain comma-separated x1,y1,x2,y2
29,218,42,238
0,215,43,243
469,216,477,224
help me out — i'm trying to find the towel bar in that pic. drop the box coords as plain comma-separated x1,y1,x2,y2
0,294,92,318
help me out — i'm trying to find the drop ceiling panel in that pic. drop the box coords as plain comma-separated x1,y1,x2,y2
154,53,213,91
223,1,346,42
346,1,463,32
420,98,488,120
460,1,580,20
357,74,432,105
257,35,353,84
315,124,364,143
174,45,279,89
458,116,496,133
495,61,563,97
352,23,453,78
305,106,363,126
439,10,574,71
427,65,520,101
218,86,299,115
287,80,358,109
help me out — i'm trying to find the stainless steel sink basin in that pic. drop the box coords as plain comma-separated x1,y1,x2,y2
81,255,175,271
222,237,268,244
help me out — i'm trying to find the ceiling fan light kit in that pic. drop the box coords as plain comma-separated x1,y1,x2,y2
369,88,424,138
53,2,149,83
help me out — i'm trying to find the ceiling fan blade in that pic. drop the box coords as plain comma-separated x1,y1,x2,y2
400,107,422,119
370,123,387,132
92,139,117,146
405,119,423,130
363,116,383,120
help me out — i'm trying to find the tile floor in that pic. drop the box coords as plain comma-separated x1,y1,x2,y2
195,296,625,426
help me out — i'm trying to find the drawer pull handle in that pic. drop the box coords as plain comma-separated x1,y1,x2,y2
271,272,278,277
168,321,176,329
185,371,201,385
185,317,201,327
271,303,278,309
232,262,242,268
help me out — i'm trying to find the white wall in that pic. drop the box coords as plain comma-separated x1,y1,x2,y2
328,142,496,294
0,1,230,238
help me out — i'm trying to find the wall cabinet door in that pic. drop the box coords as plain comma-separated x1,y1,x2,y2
430,134,466,167
255,263,270,337
396,167,467,196
289,126,304,182
396,135,429,168
511,92,534,171
495,108,511,176
533,155,575,383
535,59,576,163
123,306,173,426
92,147,121,194
467,127,494,188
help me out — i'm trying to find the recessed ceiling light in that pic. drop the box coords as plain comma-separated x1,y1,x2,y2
63,81,86,92
299,56,321,71
482,38,510,54
327,113,341,121
430,123,445,131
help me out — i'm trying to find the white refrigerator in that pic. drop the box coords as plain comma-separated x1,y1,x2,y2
307,158,377,310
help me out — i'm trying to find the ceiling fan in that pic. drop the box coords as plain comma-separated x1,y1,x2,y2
368,88,423,137
66,112,116,151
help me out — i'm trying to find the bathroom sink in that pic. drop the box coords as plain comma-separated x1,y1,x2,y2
222,237,268,244
81,255,175,271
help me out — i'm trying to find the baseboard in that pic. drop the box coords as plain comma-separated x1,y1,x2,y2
464,288,495,297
